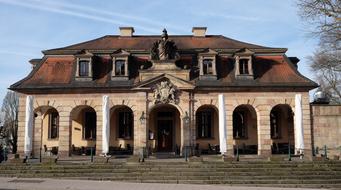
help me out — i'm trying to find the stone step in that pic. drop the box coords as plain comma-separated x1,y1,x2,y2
2,173,341,183
1,167,341,174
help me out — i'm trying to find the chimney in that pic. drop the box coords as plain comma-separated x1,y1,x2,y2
119,27,134,37
192,27,207,37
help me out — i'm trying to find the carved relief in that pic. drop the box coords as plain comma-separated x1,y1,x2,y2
153,81,178,104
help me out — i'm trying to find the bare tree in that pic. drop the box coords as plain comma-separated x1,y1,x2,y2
297,0,341,48
309,48,341,103
1,91,19,153
297,0,341,103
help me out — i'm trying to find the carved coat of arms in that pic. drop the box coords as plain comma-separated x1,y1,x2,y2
153,81,177,104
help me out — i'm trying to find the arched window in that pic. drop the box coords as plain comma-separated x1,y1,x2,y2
118,110,133,139
197,110,212,138
83,111,96,140
270,110,280,139
233,111,247,138
48,112,59,139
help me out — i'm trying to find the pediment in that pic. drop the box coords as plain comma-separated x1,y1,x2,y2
199,48,218,55
111,49,130,57
134,74,195,90
234,48,254,56
74,49,93,57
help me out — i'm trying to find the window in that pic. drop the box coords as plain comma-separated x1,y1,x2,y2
197,111,212,138
83,112,96,140
203,59,213,75
270,111,280,139
79,60,90,77
115,60,126,76
48,112,59,139
233,111,247,138
118,111,133,139
239,59,249,74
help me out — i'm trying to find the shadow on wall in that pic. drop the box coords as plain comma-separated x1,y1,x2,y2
253,57,279,79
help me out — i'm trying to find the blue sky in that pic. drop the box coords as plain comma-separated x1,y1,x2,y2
0,0,318,103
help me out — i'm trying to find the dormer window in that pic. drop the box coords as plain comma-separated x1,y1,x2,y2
234,48,254,79
74,50,93,81
239,59,249,75
198,49,218,80
203,59,213,75
115,60,126,76
79,60,90,77
111,49,130,80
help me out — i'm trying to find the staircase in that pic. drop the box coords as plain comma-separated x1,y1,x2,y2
1,159,341,188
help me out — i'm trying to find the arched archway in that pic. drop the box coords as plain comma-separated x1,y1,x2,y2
148,104,181,154
109,105,134,155
33,106,59,157
270,104,294,154
233,104,258,155
195,105,220,154
70,105,96,155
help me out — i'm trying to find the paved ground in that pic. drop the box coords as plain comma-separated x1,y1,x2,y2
0,177,326,190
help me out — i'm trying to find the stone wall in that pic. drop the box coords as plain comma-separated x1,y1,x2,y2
16,91,312,159
311,104,341,157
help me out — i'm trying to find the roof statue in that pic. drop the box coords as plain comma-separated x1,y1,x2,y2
151,29,179,60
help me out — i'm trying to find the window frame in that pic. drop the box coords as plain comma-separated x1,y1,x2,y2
82,111,96,140
115,59,126,76
74,50,93,81
198,50,217,80
78,60,90,77
118,111,133,139
239,58,249,75
48,112,59,139
233,111,248,139
202,59,213,75
196,110,213,139
270,110,281,139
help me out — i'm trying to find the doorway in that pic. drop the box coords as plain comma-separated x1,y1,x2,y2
157,119,173,152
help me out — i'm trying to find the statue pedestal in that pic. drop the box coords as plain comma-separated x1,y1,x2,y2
151,60,178,70
139,60,190,81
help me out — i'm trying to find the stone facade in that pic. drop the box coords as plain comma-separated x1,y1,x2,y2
12,27,318,160
16,91,313,158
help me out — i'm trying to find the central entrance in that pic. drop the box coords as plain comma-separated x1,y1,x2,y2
148,105,181,154
157,119,173,151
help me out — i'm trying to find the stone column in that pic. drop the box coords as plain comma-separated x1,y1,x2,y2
17,95,27,157
95,107,103,155
180,115,185,155
226,104,234,157
32,113,42,158
218,94,227,155
24,95,34,157
294,93,304,155
102,95,110,155
58,107,71,157
133,95,148,156
257,107,271,157
302,93,313,159
134,110,147,156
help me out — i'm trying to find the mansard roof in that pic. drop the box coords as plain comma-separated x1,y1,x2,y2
10,34,317,93
43,35,287,55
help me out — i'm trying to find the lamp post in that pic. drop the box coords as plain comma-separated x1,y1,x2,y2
139,111,146,162
183,111,190,161
139,111,146,125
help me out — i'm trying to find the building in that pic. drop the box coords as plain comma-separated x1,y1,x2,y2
10,27,318,159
